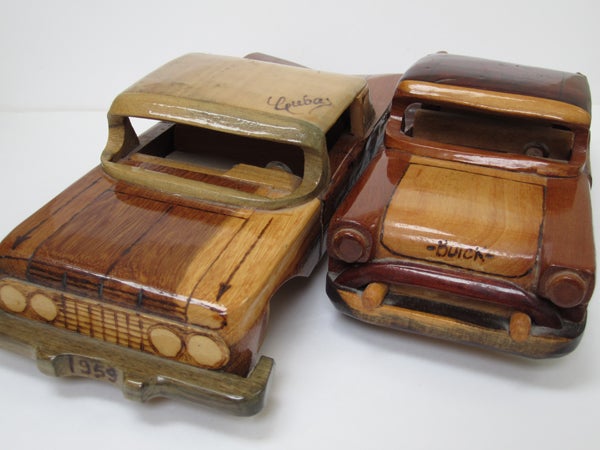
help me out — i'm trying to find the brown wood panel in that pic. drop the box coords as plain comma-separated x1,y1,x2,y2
381,164,544,277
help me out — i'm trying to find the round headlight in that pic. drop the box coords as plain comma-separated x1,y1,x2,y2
0,283,27,313
543,270,587,308
330,227,372,263
186,334,229,368
149,326,183,358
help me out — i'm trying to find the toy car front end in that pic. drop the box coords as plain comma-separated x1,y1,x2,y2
0,53,401,414
326,53,595,357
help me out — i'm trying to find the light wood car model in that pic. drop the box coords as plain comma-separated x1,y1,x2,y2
0,53,400,414
327,53,594,358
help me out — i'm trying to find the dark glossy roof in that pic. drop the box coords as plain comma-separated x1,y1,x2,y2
400,53,591,113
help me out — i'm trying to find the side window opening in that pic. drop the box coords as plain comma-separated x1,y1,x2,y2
326,108,358,177
326,109,351,150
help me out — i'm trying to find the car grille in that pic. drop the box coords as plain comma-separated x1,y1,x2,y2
0,277,229,369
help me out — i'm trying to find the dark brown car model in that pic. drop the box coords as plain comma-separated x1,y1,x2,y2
327,53,594,357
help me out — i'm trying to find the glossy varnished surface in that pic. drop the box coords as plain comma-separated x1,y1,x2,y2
399,53,592,112
102,53,375,210
2,3,600,447
0,54,401,413
0,166,319,374
381,163,544,277
327,54,595,357
2,104,599,447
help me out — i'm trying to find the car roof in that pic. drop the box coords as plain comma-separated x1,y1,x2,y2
396,53,591,127
108,53,370,142
101,54,372,209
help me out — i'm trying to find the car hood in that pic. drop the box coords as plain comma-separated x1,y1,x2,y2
0,168,320,340
380,163,544,277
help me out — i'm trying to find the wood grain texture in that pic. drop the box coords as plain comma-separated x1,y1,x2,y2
101,53,375,210
0,309,273,416
0,53,402,413
326,275,582,359
389,53,591,178
396,80,591,127
326,53,594,357
381,163,544,277
397,53,592,113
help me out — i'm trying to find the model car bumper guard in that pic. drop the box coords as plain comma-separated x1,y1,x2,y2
0,309,273,416
326,273,585,358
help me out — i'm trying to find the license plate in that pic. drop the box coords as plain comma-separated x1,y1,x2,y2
64,355,122,384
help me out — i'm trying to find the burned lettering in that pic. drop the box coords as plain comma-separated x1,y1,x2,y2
427,240,493,263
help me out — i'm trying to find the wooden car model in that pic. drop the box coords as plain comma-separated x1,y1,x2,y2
326,53,594,357
0,53,400,414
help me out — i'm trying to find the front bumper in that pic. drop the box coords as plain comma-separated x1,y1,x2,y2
326,270,585,358
0,309,273,416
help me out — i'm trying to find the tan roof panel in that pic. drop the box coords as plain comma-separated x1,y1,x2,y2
109,53,368,137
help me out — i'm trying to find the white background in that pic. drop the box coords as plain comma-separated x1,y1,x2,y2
1,1,599,449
